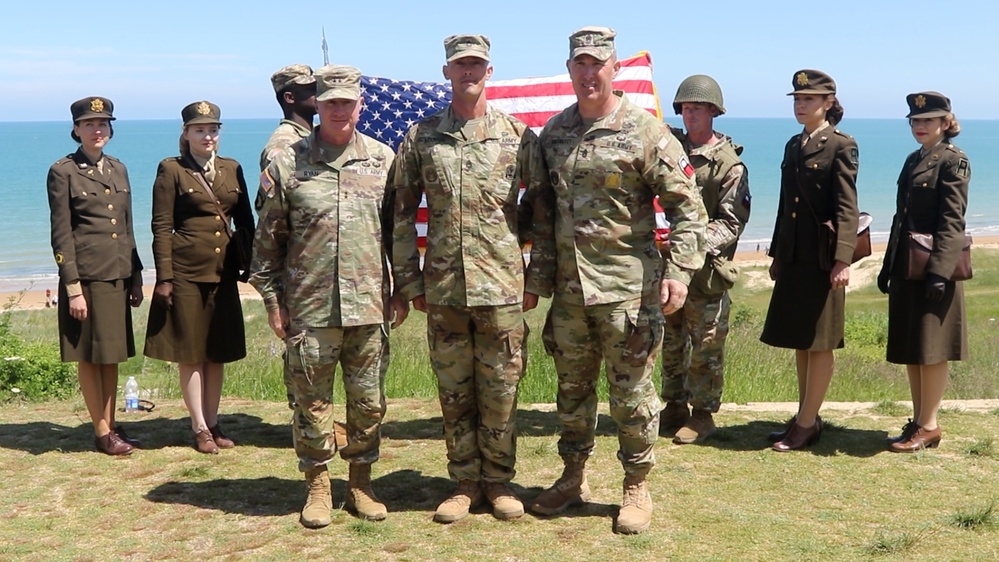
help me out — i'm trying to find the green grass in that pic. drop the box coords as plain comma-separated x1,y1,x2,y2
2,400,998,561
4,248,999,407
966,437,997,459
950,501,996,530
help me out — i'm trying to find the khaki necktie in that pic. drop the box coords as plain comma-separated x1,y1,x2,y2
204,157,217,184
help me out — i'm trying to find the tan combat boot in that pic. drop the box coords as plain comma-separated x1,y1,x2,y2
529,459,591,516
300,466,332,529
660,401,690,433
673,409,716,444
434,479,483,523
616,472,653,534
483,481,524,520
333,421,348,450
345,463,387,521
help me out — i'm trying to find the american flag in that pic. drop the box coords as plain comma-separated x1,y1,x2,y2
359,52,670,245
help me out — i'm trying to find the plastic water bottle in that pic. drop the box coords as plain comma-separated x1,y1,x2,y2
124,376,140,412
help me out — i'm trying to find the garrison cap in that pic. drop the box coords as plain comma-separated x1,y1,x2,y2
569,26,616,61
444,34,491,62
271,64,316,93
181,100,222,126
315,64,362,102
906,91,951,118
787,69,836,95
71,96,116,122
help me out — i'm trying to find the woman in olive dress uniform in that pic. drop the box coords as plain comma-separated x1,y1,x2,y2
877,92,969,452
47,97,144,456
760,70,860,452
144,101,254,454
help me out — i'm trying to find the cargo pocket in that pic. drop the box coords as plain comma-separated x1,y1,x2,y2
287,330,319,386
623,305,663,368
541,307,556,357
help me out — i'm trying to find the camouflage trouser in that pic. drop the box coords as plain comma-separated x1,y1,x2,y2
661,292,731,413
286,324,388,472
542,297,664,475
427,303,526,483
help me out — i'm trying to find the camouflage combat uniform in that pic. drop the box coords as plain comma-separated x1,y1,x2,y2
393,105,545,483
661,129,750,413
257,119,311,208
250,129,394,472
527,91,707,474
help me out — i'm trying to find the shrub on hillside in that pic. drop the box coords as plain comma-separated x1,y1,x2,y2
0,305,76,402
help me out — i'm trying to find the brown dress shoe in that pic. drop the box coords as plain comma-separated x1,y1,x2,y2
772,420,822,452
767,415,796,443
886,419,919,445
95,432,134,456
113,425,141,448
194,428,220,454
889,425,941,453
209,424,235,449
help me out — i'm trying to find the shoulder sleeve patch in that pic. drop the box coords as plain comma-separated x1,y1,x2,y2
957,158,970,178
849,146,859,166
260,169,275,196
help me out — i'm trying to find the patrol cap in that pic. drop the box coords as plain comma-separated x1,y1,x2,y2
906,91,951,118
569,26,616,61
315,64,362,101
444,34,491,62
181,100,222,126
71,96,116,122
271,64,316,93
787,69,836,95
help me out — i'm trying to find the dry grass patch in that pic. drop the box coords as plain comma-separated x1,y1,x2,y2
1,399,999,561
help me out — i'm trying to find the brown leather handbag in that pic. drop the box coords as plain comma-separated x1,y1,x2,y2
905,232,973,281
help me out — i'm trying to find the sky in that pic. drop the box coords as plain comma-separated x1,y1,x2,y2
3,0,997,122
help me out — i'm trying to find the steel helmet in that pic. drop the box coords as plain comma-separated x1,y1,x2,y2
673,74,725,115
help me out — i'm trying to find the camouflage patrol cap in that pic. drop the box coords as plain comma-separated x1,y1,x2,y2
569,26,616,61
315,64,362,101
271,64,316,93
787,69,836,95
906,91,951,118
673,74,726,115
181,100,222,126
444,34,491,62
71,96,116,122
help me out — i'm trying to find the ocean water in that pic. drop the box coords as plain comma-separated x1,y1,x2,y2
2,117,997,291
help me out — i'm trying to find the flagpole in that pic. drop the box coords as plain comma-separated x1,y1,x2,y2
321,28,329,66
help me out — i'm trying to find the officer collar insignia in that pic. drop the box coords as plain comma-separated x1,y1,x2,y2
796,72,809,87
90,98,104,112
197,101,212,115
915,95,926,108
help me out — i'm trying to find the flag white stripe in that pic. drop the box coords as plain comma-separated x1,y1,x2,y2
489,93,658,116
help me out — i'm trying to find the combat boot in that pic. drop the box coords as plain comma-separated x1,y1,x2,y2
333,421,348,450
616,472,653,534
346,463,387,521
660,401,690,433
483,481,524,520
300,466,332,529
529,459,591,516
673,409,716,444
434,479,483,523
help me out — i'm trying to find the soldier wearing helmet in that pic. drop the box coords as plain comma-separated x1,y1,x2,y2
660,74,751,445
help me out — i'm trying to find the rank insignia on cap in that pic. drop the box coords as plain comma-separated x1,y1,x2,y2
796,72,809,86
90,98,104,112
197,102,211,115
679,155,694,178
915,95,926,108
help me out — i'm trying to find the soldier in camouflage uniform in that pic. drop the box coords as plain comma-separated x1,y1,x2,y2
524,27,708,535
392,34,546,524
250,65,403,528
660,75,751,445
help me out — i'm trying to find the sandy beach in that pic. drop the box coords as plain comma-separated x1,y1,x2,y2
4,237,997,312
